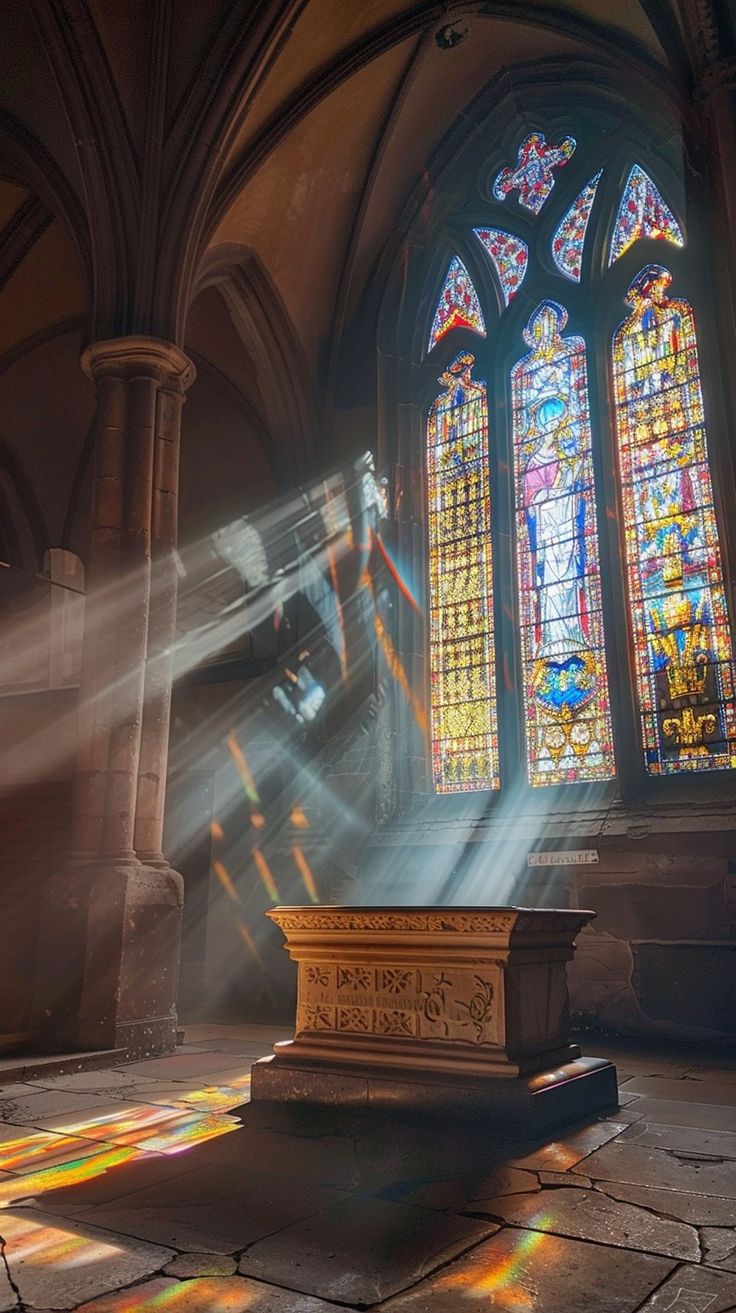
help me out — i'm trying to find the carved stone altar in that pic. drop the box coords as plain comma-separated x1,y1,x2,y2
250,907,618,1132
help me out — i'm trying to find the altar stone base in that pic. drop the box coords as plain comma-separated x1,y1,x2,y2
252,906,618,1136
251,1053,618,1135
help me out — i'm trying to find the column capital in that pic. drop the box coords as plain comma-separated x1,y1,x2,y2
82,335,196,391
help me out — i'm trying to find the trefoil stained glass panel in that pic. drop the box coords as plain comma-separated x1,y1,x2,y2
609,165,684,266
493,133,576,214
428,256,486,352
511,301,615,786
428,353,499,792
474,228,529,306
551,170,603,281
612,265,736,774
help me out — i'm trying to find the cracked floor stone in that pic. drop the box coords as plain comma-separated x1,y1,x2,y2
376,1228,676,1313
700,1227,736,1271
594,1181,736,1227
469,1186,701,1260
634,1262,736,1311
161,1252,238,1276
619,1122,736,1158
575,1142,736,1197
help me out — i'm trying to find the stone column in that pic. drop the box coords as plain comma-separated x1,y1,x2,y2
135,357,195,864
35,338,194,1058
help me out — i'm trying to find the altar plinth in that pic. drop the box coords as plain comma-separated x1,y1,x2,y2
251,907,618,1133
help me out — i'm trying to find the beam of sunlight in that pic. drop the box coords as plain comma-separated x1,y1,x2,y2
292,844,319,903
226,732,260,806
362,565,428,740
236,919,266,970
251,847,280,903
322,478,349,680
373,530,422,614
213,859,241,904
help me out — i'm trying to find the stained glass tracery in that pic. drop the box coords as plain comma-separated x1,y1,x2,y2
551,170,603,281
493,133,576,214
609,165,684,265
427,256,486,352
511,301,615,786
612,265,736,774
428,353,499,792
473,228,529,306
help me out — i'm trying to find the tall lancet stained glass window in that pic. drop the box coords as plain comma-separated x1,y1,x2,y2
609,166,684,265
512,302,615,785
428,353,499,792
612,265,736,774
427,256,486,352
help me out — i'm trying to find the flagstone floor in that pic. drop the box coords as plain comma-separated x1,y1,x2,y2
0,1024,734,1312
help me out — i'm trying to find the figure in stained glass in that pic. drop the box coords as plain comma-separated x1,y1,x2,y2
427,256,486,352
427,353,499,792
612,265,736,773
473,228,529,305
551,170,603,281
493,133,576,214
609,165,684,265
512,302,614,785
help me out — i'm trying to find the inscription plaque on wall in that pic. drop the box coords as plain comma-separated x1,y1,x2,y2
527,849,599,867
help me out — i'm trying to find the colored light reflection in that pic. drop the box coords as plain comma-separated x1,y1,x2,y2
0,1091,243,1212
373,532,421,614
135,1113,237,1155
0,1210,132,1278
0,1145,137,1208
76,1275,259,1310
437,1220,550,1306
226,732,260,804
0,1130,102,1174
178,1082,251,1112
252,847,279,903
42,1103,238,1154
237,920,265,968
213,859,240,903
292,844,319,902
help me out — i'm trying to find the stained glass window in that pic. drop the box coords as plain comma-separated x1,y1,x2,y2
427,352,499,792
609,166,684,265
493,133,576,214
551,170,603,281
474,228,529,306
511,301,615,786
612,265,736,774
427,256,486,352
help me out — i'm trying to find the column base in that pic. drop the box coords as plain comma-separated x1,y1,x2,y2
34,859,183,1058
250,1051,619,1136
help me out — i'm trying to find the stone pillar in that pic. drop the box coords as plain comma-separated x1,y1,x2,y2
35,338,195,1058
135,360,194,863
